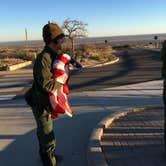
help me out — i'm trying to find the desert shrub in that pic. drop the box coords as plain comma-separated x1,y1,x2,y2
0,49,26,60
0,60,4,67
0,49,7,54
123,44,131,48
112,44,132,49
90,53,102,61
106,54,117,60
77,44,87,52
0,58,25,67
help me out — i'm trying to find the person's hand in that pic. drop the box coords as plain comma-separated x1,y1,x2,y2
70,58,82,69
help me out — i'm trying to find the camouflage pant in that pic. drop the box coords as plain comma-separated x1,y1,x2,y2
32,105,56,166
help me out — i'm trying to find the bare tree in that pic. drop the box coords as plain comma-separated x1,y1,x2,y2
62,18,88,56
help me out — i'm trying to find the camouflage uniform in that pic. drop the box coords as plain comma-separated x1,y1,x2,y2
161,40,166,149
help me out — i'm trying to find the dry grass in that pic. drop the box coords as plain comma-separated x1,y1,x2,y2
0,45,118,67
0,48,41,67
0,58,25,67
74,44,117,64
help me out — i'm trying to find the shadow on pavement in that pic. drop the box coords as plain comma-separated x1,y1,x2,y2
0,110,109,166
70,51,138,91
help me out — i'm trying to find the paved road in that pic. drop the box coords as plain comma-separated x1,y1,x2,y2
69,48,162,92
0,64,33,111
0,65,33,102
0,48,161,100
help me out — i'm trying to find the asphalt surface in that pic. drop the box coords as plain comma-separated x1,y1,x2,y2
0,48,161,99
0,66,33,101
69,48,162,92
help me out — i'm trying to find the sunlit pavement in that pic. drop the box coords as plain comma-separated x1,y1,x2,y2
0,79,163,166
0,48,164,166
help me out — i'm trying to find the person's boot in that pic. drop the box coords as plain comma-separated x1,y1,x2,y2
39,150,56,166
164,126,166,152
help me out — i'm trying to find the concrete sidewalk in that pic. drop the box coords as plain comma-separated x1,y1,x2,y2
87,80,163,166
101,106,165,166
0,79,164,166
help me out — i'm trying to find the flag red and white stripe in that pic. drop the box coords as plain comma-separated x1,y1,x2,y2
49,53,73,119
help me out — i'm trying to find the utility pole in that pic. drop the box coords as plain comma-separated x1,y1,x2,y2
25,28,28,49
154,35,158,48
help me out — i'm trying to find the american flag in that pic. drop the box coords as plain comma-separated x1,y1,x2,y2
49,53,73,119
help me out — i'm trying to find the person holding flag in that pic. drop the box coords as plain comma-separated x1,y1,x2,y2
30,22,81,166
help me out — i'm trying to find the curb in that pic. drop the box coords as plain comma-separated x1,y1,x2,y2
143,48,161,52
83,58,119,68
87,106,149,166
1,56,119,72
6,61,32,71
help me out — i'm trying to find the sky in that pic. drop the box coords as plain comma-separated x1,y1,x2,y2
0,0,166,42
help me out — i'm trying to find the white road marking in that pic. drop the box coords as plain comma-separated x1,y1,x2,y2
4,74,32,78
0,95,16,100
0,87,23,93
0,82,28,87
0,73,32,101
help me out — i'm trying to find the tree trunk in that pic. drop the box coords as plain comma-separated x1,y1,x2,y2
71,38,74,56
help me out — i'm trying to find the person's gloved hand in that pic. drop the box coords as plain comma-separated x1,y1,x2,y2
70,58,82,69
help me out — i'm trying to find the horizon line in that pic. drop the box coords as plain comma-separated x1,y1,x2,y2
0,32,166,43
